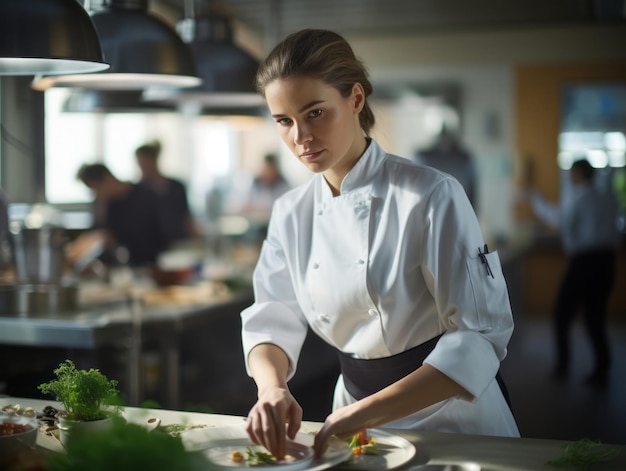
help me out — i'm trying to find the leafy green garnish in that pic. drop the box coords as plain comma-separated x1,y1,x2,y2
46,418,212,471
245,447,278,466
38,359,120,422
156,423,207,437
548,438,621,471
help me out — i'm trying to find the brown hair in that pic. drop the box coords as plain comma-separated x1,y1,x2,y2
76,163,111,184
135,140,162,160
256,29,375,135
571,159,594,181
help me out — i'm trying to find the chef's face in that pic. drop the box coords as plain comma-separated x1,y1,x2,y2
264,75,366,190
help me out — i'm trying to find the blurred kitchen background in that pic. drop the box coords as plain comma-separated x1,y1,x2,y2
1,0,625,445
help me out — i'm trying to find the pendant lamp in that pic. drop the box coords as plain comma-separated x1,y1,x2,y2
32,0,201,91
143,5,264,114
0,0,108,76
62,89,176,113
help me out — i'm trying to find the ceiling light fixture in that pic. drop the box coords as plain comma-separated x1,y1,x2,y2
0,0,108,76
142,0,264,114
31,0,201,91
62,88,177,113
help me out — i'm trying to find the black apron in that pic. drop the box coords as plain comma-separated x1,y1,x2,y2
336,333,513,411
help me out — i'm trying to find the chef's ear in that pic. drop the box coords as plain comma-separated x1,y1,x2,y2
351,83,366,115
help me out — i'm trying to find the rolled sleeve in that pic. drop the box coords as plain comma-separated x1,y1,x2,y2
422,178,514,400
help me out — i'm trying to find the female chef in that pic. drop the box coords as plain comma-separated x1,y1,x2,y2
241,29,519,459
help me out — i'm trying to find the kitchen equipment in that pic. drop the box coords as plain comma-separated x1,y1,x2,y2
0,282,78,317
10,224,67,284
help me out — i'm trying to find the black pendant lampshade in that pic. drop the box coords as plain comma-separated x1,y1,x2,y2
0,0,108,76
31,0,201,91
142,11,264,114
62,88,177,113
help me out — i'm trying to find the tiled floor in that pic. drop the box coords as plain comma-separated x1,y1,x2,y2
501,312,626,445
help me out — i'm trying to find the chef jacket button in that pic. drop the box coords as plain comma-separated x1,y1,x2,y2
356,258,365,265
368,308,378,317
318,313,330,323
313,262,319,269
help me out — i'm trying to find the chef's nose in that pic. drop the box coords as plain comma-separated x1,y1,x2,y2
293,122,313,145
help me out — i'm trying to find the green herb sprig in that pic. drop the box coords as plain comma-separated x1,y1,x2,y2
548,438,621,471
245,447,278,466
38,359,120,422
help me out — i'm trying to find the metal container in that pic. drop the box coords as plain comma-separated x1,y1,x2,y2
10,225,67,284
0,282,78,317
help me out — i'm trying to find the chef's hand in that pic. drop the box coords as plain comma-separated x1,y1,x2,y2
245,385,303,460
313,402,367,457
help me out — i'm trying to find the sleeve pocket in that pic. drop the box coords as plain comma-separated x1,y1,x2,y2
465,249,506,326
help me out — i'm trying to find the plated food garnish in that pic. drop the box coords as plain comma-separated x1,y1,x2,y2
347,430,378,456
227,447,299,466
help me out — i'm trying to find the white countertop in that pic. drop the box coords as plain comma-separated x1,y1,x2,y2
2,397,624,471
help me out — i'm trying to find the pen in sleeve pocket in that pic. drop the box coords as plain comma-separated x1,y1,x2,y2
478,244,494,278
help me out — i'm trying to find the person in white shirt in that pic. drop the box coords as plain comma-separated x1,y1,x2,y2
240,29,519,460
529,159,621,386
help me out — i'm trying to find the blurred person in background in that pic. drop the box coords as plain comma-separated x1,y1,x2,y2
70,163,170,267
135,141,201,241
229,153,292,218
245,153,292,214
226,153,292,243
414,124,478,210
525,159,621,386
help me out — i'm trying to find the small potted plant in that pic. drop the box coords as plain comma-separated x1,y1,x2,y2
38,359,121,446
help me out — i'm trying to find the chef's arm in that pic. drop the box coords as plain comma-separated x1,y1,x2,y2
365,363,468,425
313,363,466,456
248,343,290,391
246,343,303,460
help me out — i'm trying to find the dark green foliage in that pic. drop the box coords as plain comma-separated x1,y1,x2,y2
46,418,214,471
548,438,621,471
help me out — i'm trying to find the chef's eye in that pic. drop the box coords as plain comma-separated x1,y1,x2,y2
276,117,292,126
308,109,324,119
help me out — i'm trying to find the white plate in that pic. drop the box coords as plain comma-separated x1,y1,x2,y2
182,425,351,471
338,429,417,471
202,439,313,470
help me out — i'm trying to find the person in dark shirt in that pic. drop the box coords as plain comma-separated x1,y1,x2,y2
135,141,200,242
74,163,169,266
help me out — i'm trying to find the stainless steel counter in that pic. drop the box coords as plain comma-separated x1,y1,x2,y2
0,285,255,409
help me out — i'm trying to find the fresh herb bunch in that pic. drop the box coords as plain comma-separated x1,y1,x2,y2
47,418,214,471
548,438,621,471
38,359,120,422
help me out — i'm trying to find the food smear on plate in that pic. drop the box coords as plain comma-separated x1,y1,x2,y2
229,447,297,466
347,430,379,455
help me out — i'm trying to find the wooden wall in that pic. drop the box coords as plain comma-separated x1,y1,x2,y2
514,62,626,317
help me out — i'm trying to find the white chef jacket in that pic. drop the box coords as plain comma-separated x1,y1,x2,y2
241,139,519,437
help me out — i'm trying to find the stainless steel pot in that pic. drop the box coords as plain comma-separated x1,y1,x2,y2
10,225,67,284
